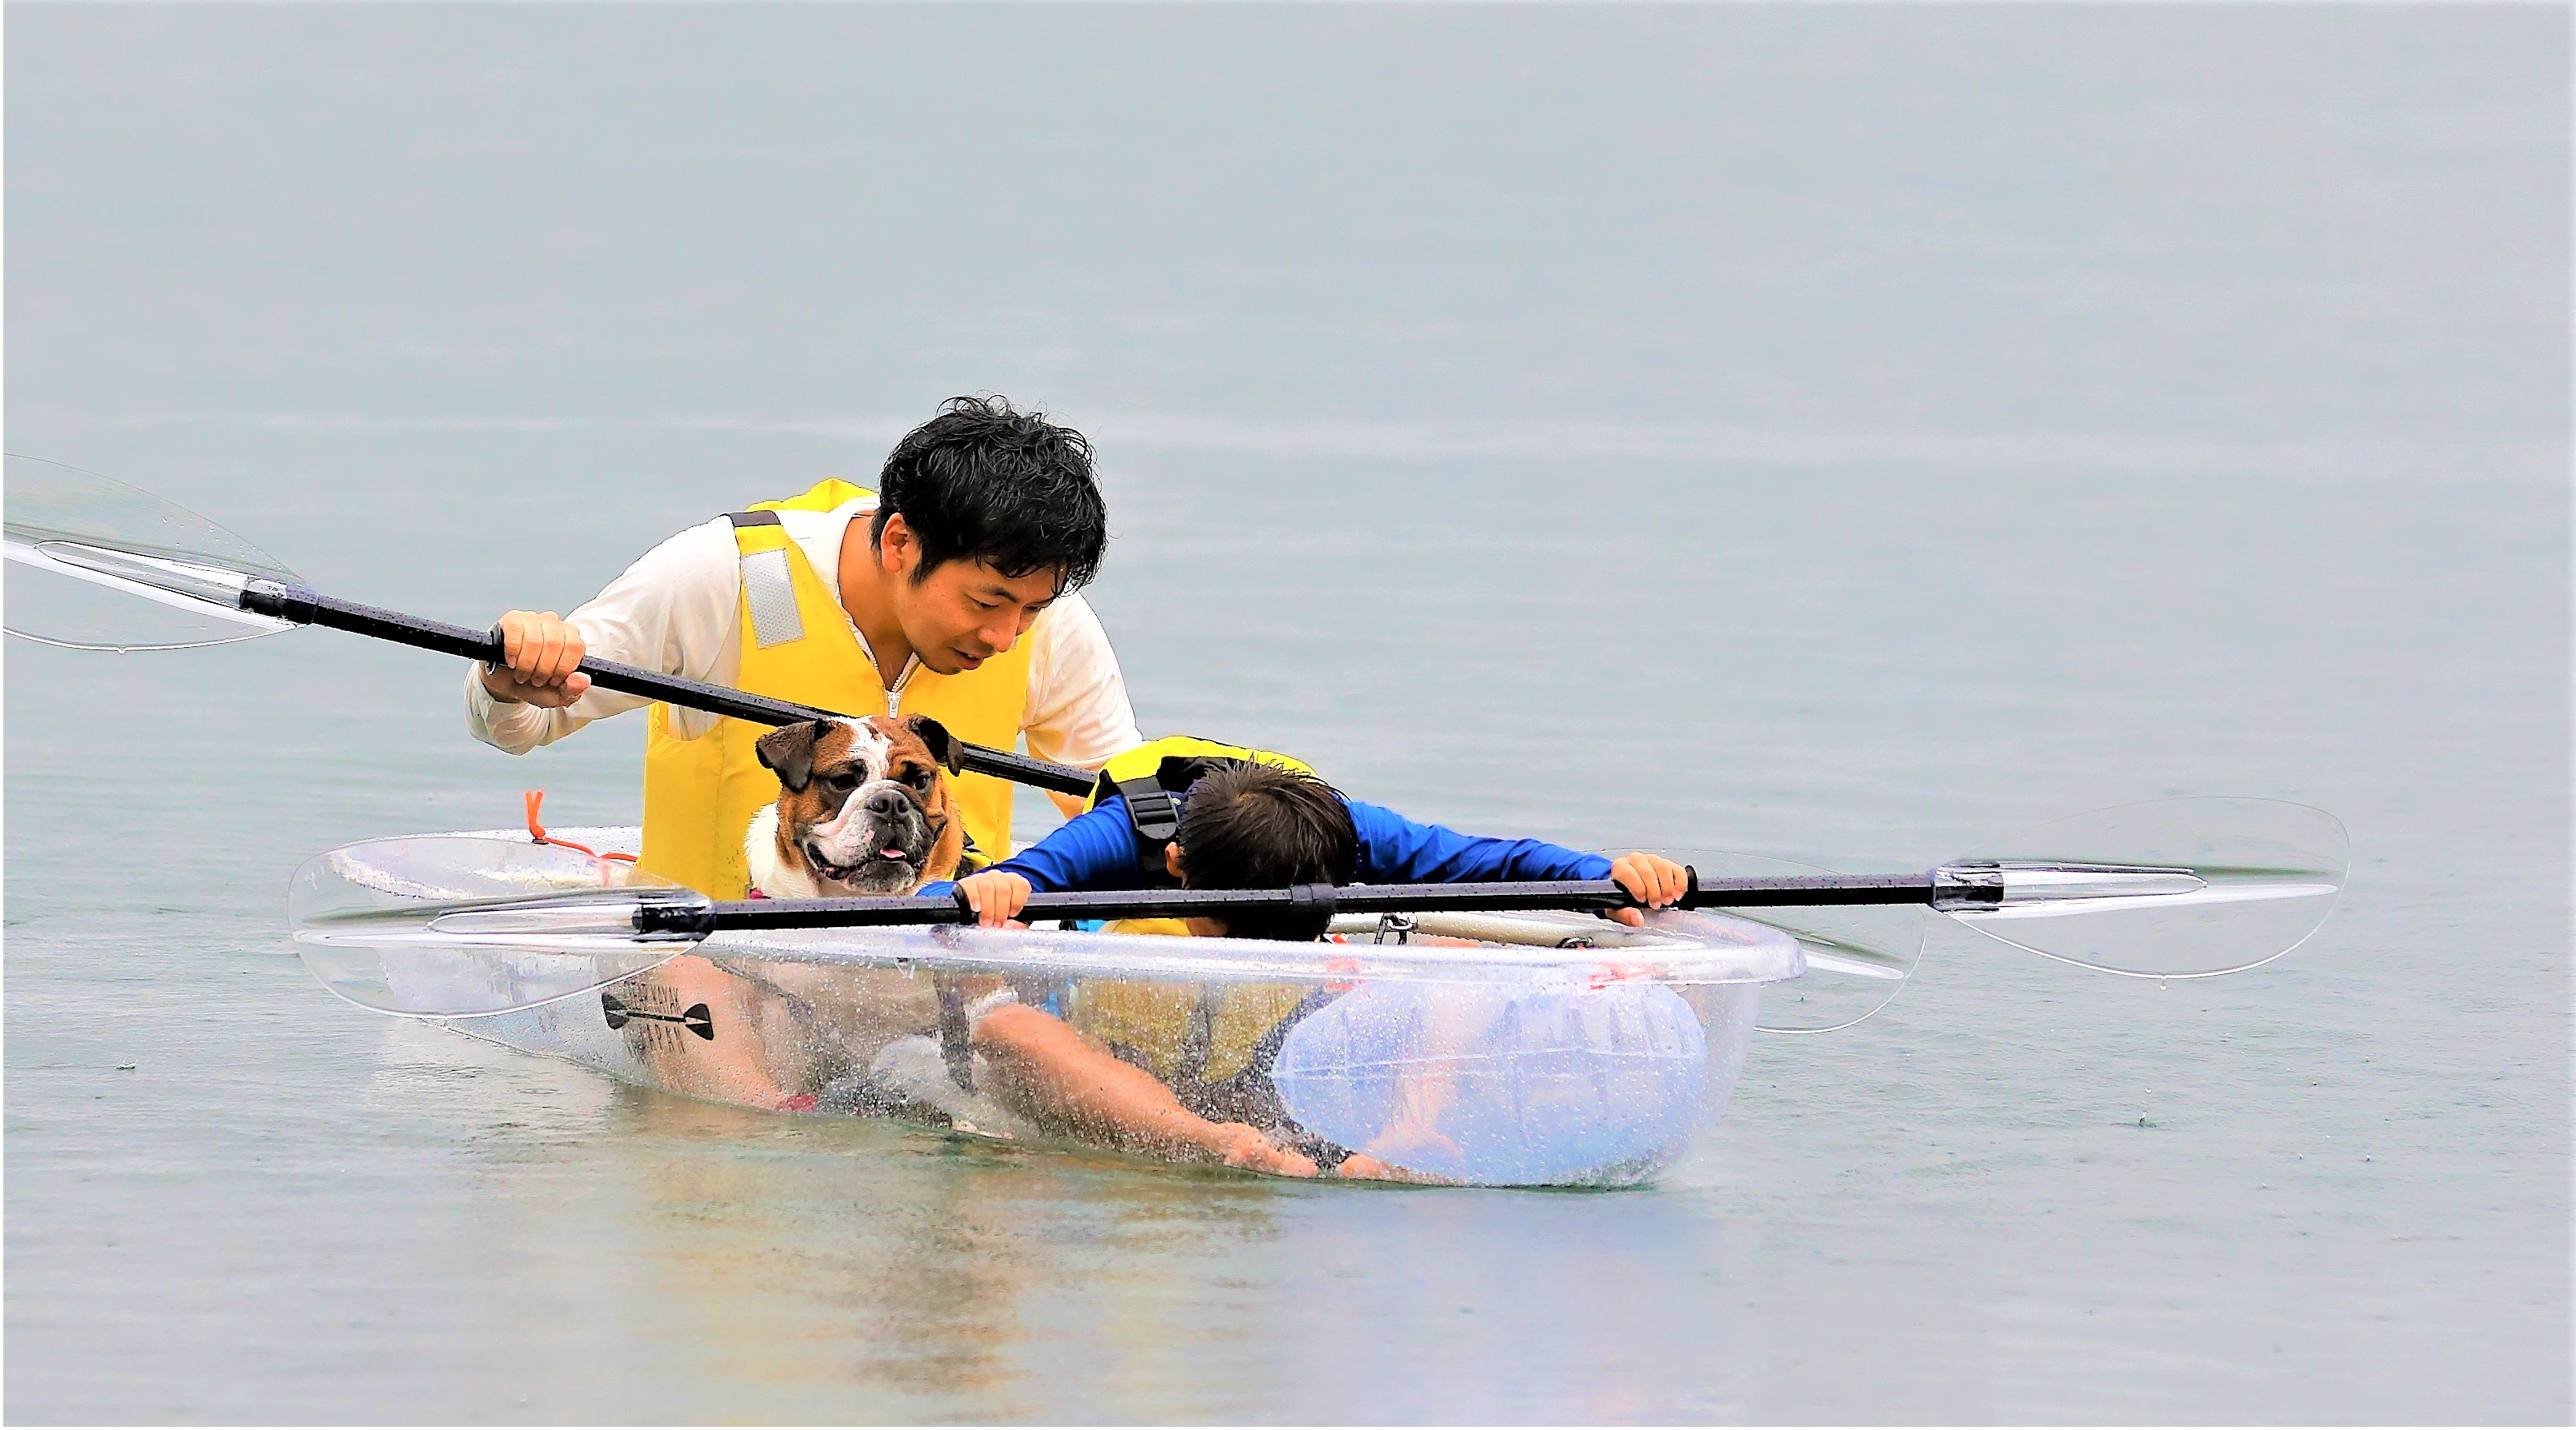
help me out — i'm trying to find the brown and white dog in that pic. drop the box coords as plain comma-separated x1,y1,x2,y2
746,714,970,897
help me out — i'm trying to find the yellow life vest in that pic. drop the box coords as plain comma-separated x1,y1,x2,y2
638,480,1034,897
1085,736,1316,805
1067,979,1318,1085
1082,735,1318,884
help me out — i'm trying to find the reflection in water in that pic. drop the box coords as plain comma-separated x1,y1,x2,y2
436,1034,1757,1422
1237,1188,1753,1422
585,1080,1297,1419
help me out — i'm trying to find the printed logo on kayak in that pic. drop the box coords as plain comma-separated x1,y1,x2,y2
601,989,715,1041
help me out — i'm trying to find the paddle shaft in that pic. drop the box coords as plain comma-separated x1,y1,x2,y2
630,870,1986,939
238,580,1097,796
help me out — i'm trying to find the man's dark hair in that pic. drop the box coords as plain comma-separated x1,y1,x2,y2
872,395,1108,592
1173,763,1359,941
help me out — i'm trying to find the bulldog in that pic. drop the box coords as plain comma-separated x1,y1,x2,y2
745,714,970,897
617,711,1008,1132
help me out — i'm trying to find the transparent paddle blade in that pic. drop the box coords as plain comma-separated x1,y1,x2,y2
1652,849,1930,1033
4,453,298,649
289,835,692,1017
1942,797,2348,977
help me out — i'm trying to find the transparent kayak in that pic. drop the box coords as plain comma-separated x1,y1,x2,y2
295,827,1807,1188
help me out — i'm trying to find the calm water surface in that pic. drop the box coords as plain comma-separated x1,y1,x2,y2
6,6,2568,1422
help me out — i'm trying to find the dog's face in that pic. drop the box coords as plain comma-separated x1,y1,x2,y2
754,715,966,895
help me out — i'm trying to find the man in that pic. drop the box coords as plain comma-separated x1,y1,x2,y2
470,395,1138,897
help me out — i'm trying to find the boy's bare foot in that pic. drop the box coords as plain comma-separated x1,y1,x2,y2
1209,1123,1318,1177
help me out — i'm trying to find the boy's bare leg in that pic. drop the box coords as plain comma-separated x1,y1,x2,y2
971,1002,1319,1176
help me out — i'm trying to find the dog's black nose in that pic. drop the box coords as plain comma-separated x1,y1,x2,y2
863,786,913,821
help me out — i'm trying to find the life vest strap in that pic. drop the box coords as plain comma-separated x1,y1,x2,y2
1179,986,1222,1084
1090,744,1310,887
935,977,974,1092
1116,773,1185,880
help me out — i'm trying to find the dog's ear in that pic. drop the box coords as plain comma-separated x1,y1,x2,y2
906,714,965,775
754,720,830,793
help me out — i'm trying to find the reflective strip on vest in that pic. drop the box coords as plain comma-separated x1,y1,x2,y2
739,548,806,649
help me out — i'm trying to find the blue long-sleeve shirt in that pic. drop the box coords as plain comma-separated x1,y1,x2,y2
924,795,1613,898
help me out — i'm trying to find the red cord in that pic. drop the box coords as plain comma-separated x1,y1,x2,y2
524,790,639,867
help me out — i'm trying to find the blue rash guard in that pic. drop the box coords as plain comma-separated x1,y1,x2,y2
922,795,1614,899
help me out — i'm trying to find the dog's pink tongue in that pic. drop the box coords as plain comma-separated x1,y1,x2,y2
881,847,906,860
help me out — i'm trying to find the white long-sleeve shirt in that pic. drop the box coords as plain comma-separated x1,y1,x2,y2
465,496,1141,769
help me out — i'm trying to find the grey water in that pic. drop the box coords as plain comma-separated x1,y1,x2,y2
6,4,2567,1422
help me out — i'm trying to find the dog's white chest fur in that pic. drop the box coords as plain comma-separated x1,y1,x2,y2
745,804,818,899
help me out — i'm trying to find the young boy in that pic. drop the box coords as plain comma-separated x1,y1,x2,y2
942,760,1688,933
931,757,1693,1179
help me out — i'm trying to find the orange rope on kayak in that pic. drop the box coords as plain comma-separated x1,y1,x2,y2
524,790,638,866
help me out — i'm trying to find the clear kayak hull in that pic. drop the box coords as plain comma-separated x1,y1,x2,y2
295,828,1803,1188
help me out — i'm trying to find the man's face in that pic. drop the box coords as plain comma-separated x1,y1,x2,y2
883,517,1062,675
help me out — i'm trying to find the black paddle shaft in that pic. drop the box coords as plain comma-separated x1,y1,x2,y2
237,580,1098,796
630,871,1981,940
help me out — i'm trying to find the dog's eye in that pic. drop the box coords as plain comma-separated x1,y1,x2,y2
822,772,858,792
904,766,934,790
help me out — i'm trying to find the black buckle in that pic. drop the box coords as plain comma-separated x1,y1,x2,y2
1118,777,1182,843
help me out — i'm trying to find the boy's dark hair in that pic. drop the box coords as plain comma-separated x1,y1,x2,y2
872,395,1108,592
1173,763,1360,941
